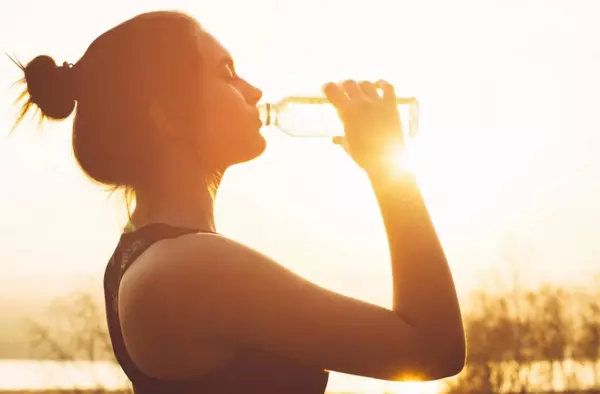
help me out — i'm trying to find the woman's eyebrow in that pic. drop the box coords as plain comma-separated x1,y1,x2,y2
215,56,234,70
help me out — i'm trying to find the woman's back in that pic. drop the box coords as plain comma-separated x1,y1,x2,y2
104,223,330,394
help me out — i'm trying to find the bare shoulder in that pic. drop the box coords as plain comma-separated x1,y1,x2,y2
117,233,240,379
120,232,285,292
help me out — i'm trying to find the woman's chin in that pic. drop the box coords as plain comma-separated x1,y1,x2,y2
245,134,267,160
229,133,267,165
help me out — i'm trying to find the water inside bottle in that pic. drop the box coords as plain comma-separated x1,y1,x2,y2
259,98,419,138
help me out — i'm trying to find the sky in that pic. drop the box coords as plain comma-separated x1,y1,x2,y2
2,0,600,391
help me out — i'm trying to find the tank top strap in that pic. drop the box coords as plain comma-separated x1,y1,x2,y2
118,223,205,273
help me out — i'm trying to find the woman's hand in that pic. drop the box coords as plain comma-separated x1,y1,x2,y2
323,80,405,174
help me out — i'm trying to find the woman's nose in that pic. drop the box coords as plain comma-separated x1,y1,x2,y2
245,81,262,105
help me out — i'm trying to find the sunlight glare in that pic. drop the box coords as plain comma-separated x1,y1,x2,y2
383,139,416,179
385,380,443,394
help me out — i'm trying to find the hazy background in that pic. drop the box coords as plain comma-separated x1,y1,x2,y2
2,0,600,392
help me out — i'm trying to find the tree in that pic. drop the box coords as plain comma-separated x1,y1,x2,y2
443,284,599,394
25,291,132,394
572,289,600,388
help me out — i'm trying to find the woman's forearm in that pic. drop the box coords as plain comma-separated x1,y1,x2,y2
369,169,465,358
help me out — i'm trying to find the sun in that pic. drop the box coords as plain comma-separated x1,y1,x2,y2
379,137,418,179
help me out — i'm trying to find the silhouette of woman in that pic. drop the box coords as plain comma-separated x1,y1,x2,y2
12,11,465,394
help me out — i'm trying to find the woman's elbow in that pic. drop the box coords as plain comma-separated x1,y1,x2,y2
434,347,466,379
388,326,466,382
413,334,466,381
388,338,466,382
430,336,467,380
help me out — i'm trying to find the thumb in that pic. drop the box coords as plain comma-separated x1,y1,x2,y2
332,136,344,146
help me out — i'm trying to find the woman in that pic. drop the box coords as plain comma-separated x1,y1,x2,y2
13,10,465,394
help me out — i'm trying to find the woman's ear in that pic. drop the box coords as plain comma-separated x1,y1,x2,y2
148,100,179,137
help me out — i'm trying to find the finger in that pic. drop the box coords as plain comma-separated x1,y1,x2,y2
332,136,344,146
341,79,362,100
376,79,396,105
358,81,379,100
323,82,350,109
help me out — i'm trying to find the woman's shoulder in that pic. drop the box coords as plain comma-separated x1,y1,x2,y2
141,228,250,264
118,227,268,293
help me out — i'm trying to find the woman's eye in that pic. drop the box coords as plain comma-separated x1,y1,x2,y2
224,65,237,80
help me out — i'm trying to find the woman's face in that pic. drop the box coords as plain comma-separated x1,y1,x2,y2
191,25,265,169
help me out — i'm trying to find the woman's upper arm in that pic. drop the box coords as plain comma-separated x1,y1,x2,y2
119,234,463,382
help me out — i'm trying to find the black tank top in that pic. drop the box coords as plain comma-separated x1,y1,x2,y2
103,223,330,394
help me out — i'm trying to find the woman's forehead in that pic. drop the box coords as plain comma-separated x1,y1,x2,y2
196,29,232,65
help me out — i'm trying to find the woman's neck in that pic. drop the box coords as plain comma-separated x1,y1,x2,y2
129,171,221,233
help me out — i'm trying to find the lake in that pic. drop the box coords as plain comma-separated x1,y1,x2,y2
3,359,600,393
0,360,442,394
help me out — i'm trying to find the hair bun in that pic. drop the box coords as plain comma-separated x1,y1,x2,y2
24,55,77,120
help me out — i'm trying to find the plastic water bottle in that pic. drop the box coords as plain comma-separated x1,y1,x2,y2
258,96,419,138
